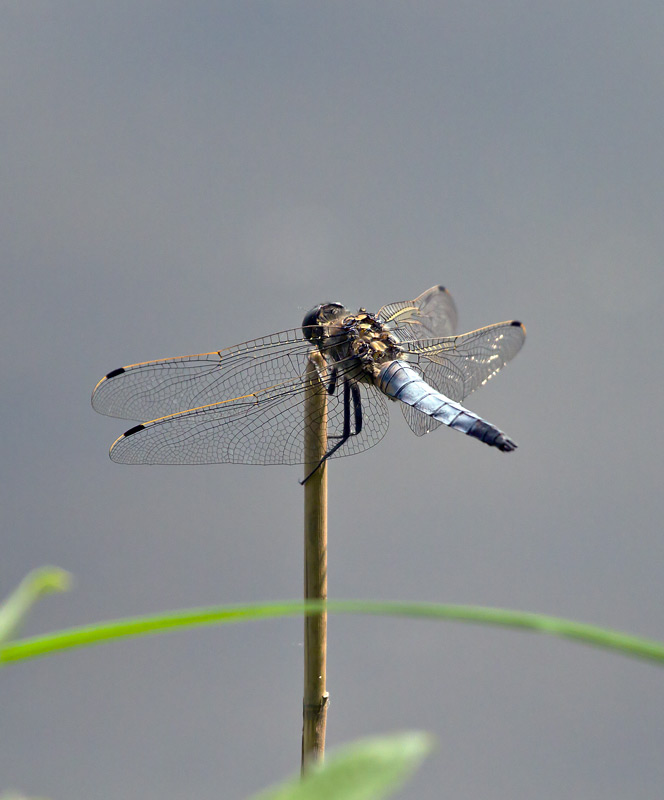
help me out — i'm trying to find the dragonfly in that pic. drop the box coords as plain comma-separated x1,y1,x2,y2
92,285,525,474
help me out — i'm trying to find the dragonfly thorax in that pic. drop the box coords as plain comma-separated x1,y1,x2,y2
315,308,402,380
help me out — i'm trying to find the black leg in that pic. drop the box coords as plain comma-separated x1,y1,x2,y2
351,382,362,434
326,366,338,395
301,379,362,485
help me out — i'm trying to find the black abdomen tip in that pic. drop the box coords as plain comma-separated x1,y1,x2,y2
496,435,517,452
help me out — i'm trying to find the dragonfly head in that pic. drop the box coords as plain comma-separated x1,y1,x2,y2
302,302,347,342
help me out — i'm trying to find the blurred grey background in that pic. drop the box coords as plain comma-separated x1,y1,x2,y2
3,3,663,798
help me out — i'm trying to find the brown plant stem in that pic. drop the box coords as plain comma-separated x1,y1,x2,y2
301,352,329,773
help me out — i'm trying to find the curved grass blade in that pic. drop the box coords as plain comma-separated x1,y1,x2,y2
2,598,663,667
0,567,71,646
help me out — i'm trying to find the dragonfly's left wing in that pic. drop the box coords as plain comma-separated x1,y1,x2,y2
91,329,315,422
396,320,526,436
108,376,389,466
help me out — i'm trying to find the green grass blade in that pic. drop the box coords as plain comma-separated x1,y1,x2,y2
2,598,663,666
250,732,433,800
0,568,71,645
0,793,49,800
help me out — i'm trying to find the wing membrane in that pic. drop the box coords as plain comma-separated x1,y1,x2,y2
396,321,525,435
91,328,316,422
400,321,525,402
109,376,389,466
377,285,458,340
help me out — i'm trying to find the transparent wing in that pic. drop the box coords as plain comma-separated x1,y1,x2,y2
92,328,319,422
108,376,390,466
377,285,458,340
396,321,526,436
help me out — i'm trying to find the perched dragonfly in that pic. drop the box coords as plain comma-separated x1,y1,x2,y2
92,286,525,471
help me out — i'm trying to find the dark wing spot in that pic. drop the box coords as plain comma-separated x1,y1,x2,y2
105,367,126,379
123,424,145,437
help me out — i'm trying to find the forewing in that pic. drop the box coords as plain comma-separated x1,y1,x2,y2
400,321,526,405
91,329,315,422
377,285,458,340
109,377,390,466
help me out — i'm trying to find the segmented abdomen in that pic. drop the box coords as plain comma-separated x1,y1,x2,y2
376,361,517,452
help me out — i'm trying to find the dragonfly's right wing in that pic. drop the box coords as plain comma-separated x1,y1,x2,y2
399,320,525,400
92,329,317,422
108,375,390,466
395,320,526,436
376,285,458,340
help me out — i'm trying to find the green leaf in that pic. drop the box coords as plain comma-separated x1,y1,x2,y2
249,732,433,800
2,599,663,667
0,568,71,646
0,793,50,800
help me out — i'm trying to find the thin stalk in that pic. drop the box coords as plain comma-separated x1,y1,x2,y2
301,353,329,773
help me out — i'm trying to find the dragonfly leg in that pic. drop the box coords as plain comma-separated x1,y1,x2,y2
351,382,362,434
301,379,362,484
326,366,338,395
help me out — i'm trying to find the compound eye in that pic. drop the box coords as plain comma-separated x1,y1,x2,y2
319,302,345,321
302,305,323,341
